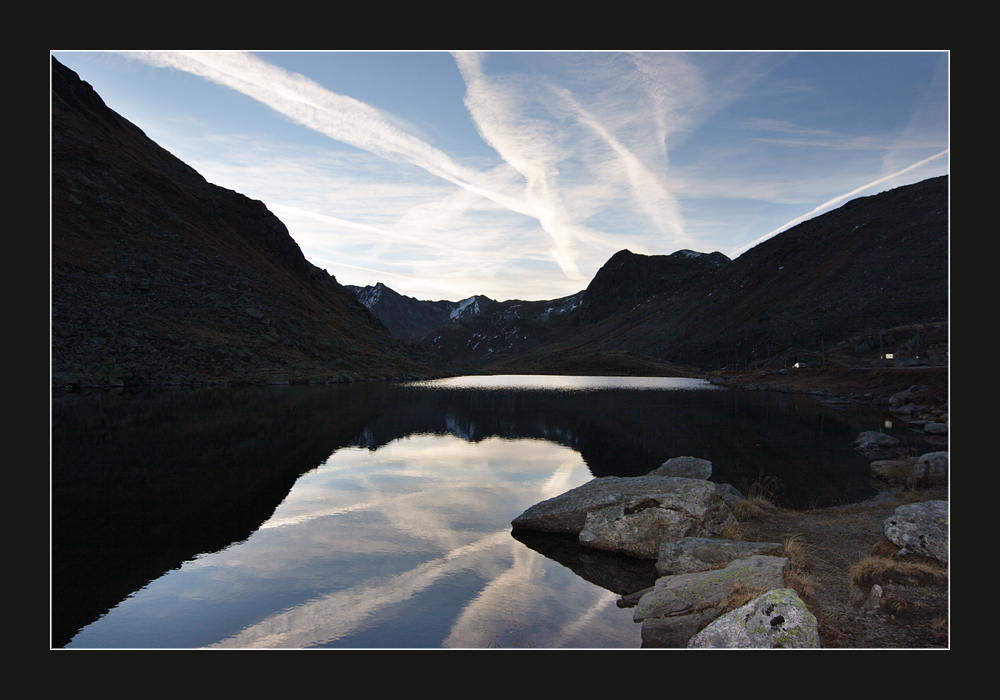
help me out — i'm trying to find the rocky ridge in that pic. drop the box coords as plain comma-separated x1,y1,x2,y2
408,177,947,375
346,281,495,342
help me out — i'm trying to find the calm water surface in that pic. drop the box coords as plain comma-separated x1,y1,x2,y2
52,375,937,649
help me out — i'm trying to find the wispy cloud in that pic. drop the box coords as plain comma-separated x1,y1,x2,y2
741,118,889,150
450,52,719,278
126,50,692,287
122,52,478,187
105,50,946,301
556,86,689,245
452,51,590,280
120,51,560,275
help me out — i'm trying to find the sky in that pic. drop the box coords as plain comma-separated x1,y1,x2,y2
51,50,949,303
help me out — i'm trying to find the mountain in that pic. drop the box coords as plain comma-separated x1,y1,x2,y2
579,248,730,324
345,282,495,342
416,291,588,365
50,55,947,386
411,249,732,371
575,175,949,371
51,56,440,389
414,175,948,373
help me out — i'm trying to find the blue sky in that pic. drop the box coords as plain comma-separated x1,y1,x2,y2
52,51,949,302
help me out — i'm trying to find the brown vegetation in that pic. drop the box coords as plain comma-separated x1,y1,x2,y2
732,484,948,648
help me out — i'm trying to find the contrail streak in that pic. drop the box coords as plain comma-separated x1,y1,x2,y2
729,149,949,258
121,50,592,279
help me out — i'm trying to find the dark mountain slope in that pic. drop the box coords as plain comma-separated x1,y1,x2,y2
580,248,730,323
51,56,439,388
346,282,495,342
603,175,949,369
417,247,732,372
482,176,947,373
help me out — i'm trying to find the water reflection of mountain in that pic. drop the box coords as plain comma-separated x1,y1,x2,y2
52,381,922,647
350,383,907,507
51,384,385,648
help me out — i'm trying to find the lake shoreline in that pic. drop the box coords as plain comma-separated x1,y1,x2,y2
709,364,948,646
706,364,948,406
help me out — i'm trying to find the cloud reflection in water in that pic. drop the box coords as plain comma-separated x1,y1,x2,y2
71,433,642,648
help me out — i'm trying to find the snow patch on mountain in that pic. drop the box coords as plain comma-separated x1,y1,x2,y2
450,296,482,320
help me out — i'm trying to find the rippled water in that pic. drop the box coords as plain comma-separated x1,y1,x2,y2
52,376,933,649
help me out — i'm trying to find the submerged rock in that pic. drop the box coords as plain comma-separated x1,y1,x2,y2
853,431,903,459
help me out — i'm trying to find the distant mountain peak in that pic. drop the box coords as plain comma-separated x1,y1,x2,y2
346,283,495,342
673,248,724,262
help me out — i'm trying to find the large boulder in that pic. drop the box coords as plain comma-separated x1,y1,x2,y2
712,482,747,505
883,500,949,564
578,491,738,559
633,554,789,647
913,452,948,485
889,384,930,409
511,475,736,541
649,456,712,480
687,588,820,648
870,458,915,484
871,452,947,487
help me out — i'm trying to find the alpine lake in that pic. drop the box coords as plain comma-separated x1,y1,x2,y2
52,375,936,649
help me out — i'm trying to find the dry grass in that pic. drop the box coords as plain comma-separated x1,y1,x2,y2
721,581,770,613
815,616,848,648
931,615,949,642
716,533,818,618
781,535,817,602
781,534,810,569
730,474,782,521
727,483,949,647
846,552,948,633
897,486,942,503
848,555,947,591
718,520,753,541
868,539,901,557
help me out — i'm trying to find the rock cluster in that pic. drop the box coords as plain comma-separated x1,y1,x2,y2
847,498,949,617
889,385,949,436
513,450,950,647
853,431,905,460
870,451,948,489
511,456,808,647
